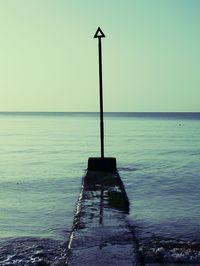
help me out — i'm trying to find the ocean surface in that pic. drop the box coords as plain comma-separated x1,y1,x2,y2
0,112,200,264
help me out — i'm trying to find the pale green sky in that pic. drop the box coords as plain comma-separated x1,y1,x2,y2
0,0,199,112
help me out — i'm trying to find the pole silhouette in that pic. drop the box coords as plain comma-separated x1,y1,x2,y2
94,27,105,158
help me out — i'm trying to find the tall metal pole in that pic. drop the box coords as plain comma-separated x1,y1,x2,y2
98,36,104,158
94,27,105,158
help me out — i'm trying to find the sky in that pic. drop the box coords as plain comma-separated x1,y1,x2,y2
0,0,199,112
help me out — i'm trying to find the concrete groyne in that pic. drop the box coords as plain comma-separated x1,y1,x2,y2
66,159,142,266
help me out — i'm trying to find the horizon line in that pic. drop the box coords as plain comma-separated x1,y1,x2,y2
0,111,200,113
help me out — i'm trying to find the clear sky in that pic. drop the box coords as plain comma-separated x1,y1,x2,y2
0,0,199,112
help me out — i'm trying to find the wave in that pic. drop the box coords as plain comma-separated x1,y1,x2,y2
1,236,200,265
0,237,67,265
139,237,200,264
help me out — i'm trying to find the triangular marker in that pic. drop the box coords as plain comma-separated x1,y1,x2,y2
94,27,105,38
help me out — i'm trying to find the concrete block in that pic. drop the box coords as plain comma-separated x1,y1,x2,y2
88,157,117,172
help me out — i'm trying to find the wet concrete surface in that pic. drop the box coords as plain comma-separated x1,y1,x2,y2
66,170,142,266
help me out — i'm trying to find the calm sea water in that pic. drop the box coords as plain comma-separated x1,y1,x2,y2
0,112,200,264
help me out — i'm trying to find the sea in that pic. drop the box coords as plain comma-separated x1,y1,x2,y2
0,112,200,265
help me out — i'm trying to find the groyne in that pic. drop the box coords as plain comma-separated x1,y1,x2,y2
66,158,143,266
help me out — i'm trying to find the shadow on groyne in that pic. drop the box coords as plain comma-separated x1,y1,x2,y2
66,158,143,266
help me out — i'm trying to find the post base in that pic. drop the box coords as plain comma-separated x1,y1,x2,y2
88,157,117,172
